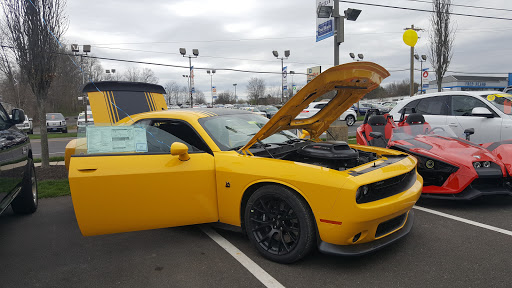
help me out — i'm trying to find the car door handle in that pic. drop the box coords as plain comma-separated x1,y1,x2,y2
77,168,97,172
448,123,458,127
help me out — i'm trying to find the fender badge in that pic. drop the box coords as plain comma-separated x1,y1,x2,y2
425,160,435,169
225,182,230,188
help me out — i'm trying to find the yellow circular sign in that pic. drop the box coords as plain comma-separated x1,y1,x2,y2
425,160,435,169
487,94,496,101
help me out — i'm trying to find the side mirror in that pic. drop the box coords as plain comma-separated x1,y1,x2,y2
369,131,384,139
11,109,25,124
464,128,475,141
170,142,190,161
471,107,493,118
29,118,33,121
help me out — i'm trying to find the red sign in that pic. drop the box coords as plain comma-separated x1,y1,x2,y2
422,71,429,78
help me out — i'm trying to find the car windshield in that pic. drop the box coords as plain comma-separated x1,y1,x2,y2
481,93,512,115
199,113,297,151
46,113,64,120
390,124,458,142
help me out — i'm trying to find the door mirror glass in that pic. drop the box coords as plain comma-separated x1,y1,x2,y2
11,109,25,124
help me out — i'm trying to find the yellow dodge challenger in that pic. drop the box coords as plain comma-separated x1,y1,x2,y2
68,62,422,263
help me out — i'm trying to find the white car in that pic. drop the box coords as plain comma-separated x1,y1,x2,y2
77,111,94,133
297,101,357,126
390,90,512,144
241,107,267,117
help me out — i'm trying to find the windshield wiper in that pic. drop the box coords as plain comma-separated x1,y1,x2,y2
229,142,270,151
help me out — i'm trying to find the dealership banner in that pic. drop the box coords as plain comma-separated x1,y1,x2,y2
212,86,217,99
283,66,288,90
190,66,195,93
307,66,321,83
316,0,334,42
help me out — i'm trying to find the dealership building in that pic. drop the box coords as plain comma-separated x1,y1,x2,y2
425,74,511,93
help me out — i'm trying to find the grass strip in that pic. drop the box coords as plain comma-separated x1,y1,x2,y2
29,132,77,140
38,179,70,198
34,156,65,163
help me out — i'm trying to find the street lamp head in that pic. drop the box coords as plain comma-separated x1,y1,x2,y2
179,48,186,56
357,54,364,60
421,55,427,61
284,50,290,58
111,69,116,73
212,69,216,74
207,70,211,74
272,50,279,58
233,83,237,87
182,75,189,78
414,54,419,60
290,71,295,74
349,53,355,60
192,49,199,56
345,8,362,21
83,45,91,53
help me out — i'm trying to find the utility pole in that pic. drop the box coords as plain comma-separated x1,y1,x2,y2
404,25,423,96
333,0,342,66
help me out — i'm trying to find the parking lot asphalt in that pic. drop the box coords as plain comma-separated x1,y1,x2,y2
1,195,511,288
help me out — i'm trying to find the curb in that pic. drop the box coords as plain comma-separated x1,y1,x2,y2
35,161,65,167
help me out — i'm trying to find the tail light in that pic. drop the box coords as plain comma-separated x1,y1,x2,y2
301,110,309,113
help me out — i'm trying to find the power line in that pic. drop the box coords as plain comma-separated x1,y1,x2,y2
400,0,512,12
339,1,512,20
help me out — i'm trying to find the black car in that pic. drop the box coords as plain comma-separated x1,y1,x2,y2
257,105,279,118
0,104,38,216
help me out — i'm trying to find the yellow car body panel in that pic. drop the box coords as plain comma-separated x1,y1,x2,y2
69,152,218,236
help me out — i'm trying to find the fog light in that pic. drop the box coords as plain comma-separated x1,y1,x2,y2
483,161,491,168
473,162,481,169
353,232,361,243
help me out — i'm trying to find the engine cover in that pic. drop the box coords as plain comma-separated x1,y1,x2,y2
297,141,359,170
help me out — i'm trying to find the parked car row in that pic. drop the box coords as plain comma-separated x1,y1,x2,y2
298,101,358,126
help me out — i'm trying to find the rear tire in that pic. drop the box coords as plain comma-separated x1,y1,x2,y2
62,128,68,133
11,158,38,214
244,185,315,263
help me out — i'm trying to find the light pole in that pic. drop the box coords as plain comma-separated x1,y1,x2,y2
322,4,361,66
72,44,91,124
349,53,364,61
415,54,427,94
182,75,190,107
207,69,216,106
272,50,290,104
179,48,199,107
233,84,237,102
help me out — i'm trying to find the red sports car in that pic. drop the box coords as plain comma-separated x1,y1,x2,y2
356,109,512,200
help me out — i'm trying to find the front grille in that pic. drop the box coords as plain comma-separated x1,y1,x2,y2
357,169,417,204
470,178,505,192
375,213,407,238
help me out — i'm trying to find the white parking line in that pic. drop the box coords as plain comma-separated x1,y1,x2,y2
414,206,512,237
200,226,285,288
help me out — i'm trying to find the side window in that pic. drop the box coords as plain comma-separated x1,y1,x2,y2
416,96,450,115
452,96,495,116
313,104,326,109
399,99,420,114
136,119,210,154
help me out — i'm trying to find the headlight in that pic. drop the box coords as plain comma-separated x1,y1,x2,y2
473,161,493,169
356,185,369,202
483,161,491,168
473,162,482,169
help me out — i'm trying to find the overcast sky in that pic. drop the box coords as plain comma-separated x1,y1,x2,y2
64,0,512,99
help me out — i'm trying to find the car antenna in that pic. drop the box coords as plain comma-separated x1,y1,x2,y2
257,139,274,159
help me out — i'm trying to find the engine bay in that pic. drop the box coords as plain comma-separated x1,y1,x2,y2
252,140,380,171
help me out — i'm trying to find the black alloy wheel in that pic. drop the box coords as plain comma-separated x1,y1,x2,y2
245,185,315,263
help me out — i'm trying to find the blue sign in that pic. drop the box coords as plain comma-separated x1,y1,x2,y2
316,19,334,42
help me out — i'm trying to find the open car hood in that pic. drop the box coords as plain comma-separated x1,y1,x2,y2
241,62,390,151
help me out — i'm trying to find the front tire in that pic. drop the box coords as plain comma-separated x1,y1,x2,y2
244,185,315,263
345,115,356,126
62,128,68,133
11,158,38,214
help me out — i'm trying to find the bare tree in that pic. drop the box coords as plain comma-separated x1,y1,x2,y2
247,77,265,105
123,67,158,84
429,0,455,92
2,0,68,168
215,91,235,104
164,81,180,106
194,90,206,104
